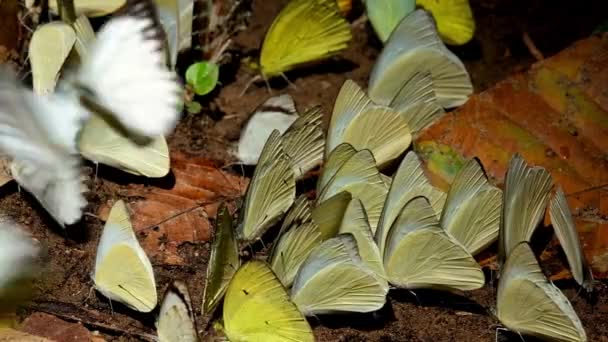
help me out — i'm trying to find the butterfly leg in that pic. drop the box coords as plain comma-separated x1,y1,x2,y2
408,290,421,305
94,162,99,182
280,73,297,91
239,75,262,97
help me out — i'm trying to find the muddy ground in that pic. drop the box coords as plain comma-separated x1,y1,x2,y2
5,0,608,341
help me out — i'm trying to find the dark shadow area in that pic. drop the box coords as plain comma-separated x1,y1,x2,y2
89,161,177,190
390,288,489,316
311,301,394,331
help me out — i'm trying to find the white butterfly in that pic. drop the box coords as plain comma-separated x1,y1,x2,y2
2,0,181,225
0,221,39,292
0,71,88,226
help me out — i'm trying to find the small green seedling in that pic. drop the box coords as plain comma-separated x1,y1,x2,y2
185,61,219,96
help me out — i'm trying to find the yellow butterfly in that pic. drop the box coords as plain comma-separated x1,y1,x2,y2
201,205,240,315
440,158,502,256
291,234,388,315
497,242,587,342
93,200,157,312
156,281,198,342
498,154,552,265
416,0,475,45
222,261,313,341
270,196,323,287
549,187,594,290
259,0,352,80
72,15,171,178
29,22,76,95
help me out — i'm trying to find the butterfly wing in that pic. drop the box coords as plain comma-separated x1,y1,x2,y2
384,197,484,291
375,151,446,256
291,234,387,315
156,281,198,342
238,130,296,243
317,142,356,193
93,200,157,312
365,0,415,42
270,221,323,287
237,94,298,165
441,158,502,255
76,0,181,137
260,0,352,78
338,199,386,281
549,187,594,290
0,71,87,226
368,9,473,109
223,261,313,342
29,22,76,96
280,106,325,178
202,205,240,315
311,191,352,239
78,114,170,177
497,242,587,342
499,154,552,264
0,222,39,291
416,0,475,45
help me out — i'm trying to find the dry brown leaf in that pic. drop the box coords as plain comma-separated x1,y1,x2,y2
98,152,247,265
20,313,103,342
416,35,608,279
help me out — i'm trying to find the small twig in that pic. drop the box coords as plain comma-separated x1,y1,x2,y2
522,32,544,61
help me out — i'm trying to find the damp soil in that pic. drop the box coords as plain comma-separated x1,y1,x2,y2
7,0,608,341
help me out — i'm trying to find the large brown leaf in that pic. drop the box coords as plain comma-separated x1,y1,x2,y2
99,152,247,265
415,34,608,279
20,313,104,342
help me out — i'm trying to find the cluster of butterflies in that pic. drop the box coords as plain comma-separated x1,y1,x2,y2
0,0,593,342
195,4,589,342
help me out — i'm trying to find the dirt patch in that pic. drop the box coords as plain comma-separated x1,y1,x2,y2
5,0,608,341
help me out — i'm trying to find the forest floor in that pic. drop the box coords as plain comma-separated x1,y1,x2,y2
5,0,608,341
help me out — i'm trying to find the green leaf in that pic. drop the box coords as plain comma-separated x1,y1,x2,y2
185,61,219,96
186,101,202,114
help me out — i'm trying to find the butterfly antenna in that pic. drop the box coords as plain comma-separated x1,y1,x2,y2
239,75,261,97
408,290,421,305
280,73,297,91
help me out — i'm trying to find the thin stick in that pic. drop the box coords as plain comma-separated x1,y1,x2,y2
522,32,544,61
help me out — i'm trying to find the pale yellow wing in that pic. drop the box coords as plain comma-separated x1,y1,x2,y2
260,0,352,77
375,151,446,256
317,142,356,193
270,221,323,287
281,106,325,179
311,191,352,239
29,21,76,95
368,9,473,108
441,158,502,255
317,148,384,202
291,234,387,316
549,187,593,290
338,199,386,282
157,281,198,342
78,114,170,177
384,197,484,291
93,200,157,312
499,154,552,264
416,0,475,45
365,0,415,43
223,261,313,342
497,242,587,342
326,80,371,156
202,206,240,315
239,130,296,243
